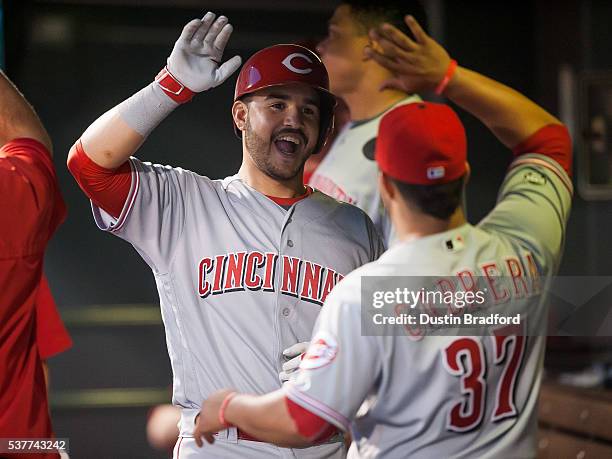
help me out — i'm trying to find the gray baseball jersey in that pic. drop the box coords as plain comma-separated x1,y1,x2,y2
286,153,572,458
308,95,421,244
91,157,384,458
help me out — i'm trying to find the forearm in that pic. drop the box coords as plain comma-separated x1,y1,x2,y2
225,391,311,447
0,72,51,152
80,82,178,169
444,67,561,148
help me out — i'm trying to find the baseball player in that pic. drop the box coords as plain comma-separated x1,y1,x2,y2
67,12,383,458
193,16,573,459
309,0,427,244
0,70,66,459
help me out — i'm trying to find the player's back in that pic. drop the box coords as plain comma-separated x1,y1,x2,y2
349,222,550,458
345,152,572,458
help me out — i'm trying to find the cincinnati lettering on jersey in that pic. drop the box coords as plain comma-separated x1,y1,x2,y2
197,252,344,305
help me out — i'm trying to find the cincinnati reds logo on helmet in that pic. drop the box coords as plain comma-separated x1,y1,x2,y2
299,331,338,370
281,53,313,75
233,44,336,152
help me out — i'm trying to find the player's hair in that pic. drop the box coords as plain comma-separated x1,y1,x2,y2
390,175,465,220
342,0,428,37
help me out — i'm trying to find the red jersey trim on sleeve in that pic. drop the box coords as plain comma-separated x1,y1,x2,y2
67,140,132,219
511,124,572,174
285,396,339,443
110,158,139,233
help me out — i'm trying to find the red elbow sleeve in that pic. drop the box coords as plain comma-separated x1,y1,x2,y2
511,124,573,175
67,140,132,219
285,396,339,443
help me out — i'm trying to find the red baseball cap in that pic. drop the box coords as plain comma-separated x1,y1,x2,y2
364,102,467,185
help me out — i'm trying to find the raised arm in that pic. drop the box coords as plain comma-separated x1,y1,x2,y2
72,11,241,169
365,16,561,150
0,71,52,153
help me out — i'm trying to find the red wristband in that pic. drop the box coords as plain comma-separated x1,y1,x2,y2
218,392,237,428
435,59,458,95
154,66,195,104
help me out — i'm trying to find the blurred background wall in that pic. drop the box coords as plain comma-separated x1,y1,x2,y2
3,0,612,457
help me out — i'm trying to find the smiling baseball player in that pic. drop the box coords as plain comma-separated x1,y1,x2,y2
67,11,383,458
194,16,573,459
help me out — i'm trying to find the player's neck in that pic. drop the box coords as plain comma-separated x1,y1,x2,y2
342,85,407,122
395,207,467,243
238,163,306,198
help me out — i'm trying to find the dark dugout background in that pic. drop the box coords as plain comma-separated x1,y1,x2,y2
4,0,612,457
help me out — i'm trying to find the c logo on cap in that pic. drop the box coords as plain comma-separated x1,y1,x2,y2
282,53,313,75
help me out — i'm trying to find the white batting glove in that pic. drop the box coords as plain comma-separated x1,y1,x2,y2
167,11,242,93
279,341,309,383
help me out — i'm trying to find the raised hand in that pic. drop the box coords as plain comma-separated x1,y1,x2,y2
364,15,451,94
167,12,242,92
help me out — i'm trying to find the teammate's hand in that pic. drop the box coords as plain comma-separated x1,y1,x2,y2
193,389,235,447
167,11,242,93
364,15,451,94
279,341,309,383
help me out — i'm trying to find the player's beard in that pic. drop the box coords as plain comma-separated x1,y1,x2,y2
244,117,313,181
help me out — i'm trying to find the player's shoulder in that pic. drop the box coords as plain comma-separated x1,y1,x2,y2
0,137,55,178
309,190,377,232
129,156,219,187
503,152,572,195
310,190,368,217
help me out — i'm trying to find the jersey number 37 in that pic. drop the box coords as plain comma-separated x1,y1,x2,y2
442,325,526,432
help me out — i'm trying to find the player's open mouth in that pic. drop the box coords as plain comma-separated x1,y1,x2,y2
273,133,305,155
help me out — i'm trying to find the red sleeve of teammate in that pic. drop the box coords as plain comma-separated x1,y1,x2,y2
36,275,72,360
511,124,572,175
66,140,131,219
285,396,339,443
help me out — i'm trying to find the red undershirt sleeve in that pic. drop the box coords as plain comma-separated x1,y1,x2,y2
67,139,131,219
511,124,572,175
285,396,339,443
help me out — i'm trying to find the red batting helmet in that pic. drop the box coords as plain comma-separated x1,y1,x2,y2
233,44,336,153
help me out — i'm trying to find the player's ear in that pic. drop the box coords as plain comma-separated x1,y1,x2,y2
378,171,396,201
464,162,471,185
232,100,249,133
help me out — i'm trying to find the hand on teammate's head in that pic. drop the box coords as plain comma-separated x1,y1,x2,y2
364,15,451,94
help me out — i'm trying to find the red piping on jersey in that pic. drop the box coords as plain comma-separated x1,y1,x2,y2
67,139,131,219
176,437,183,457
285,396,338,443
511,124,572,175
266,186,313,206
